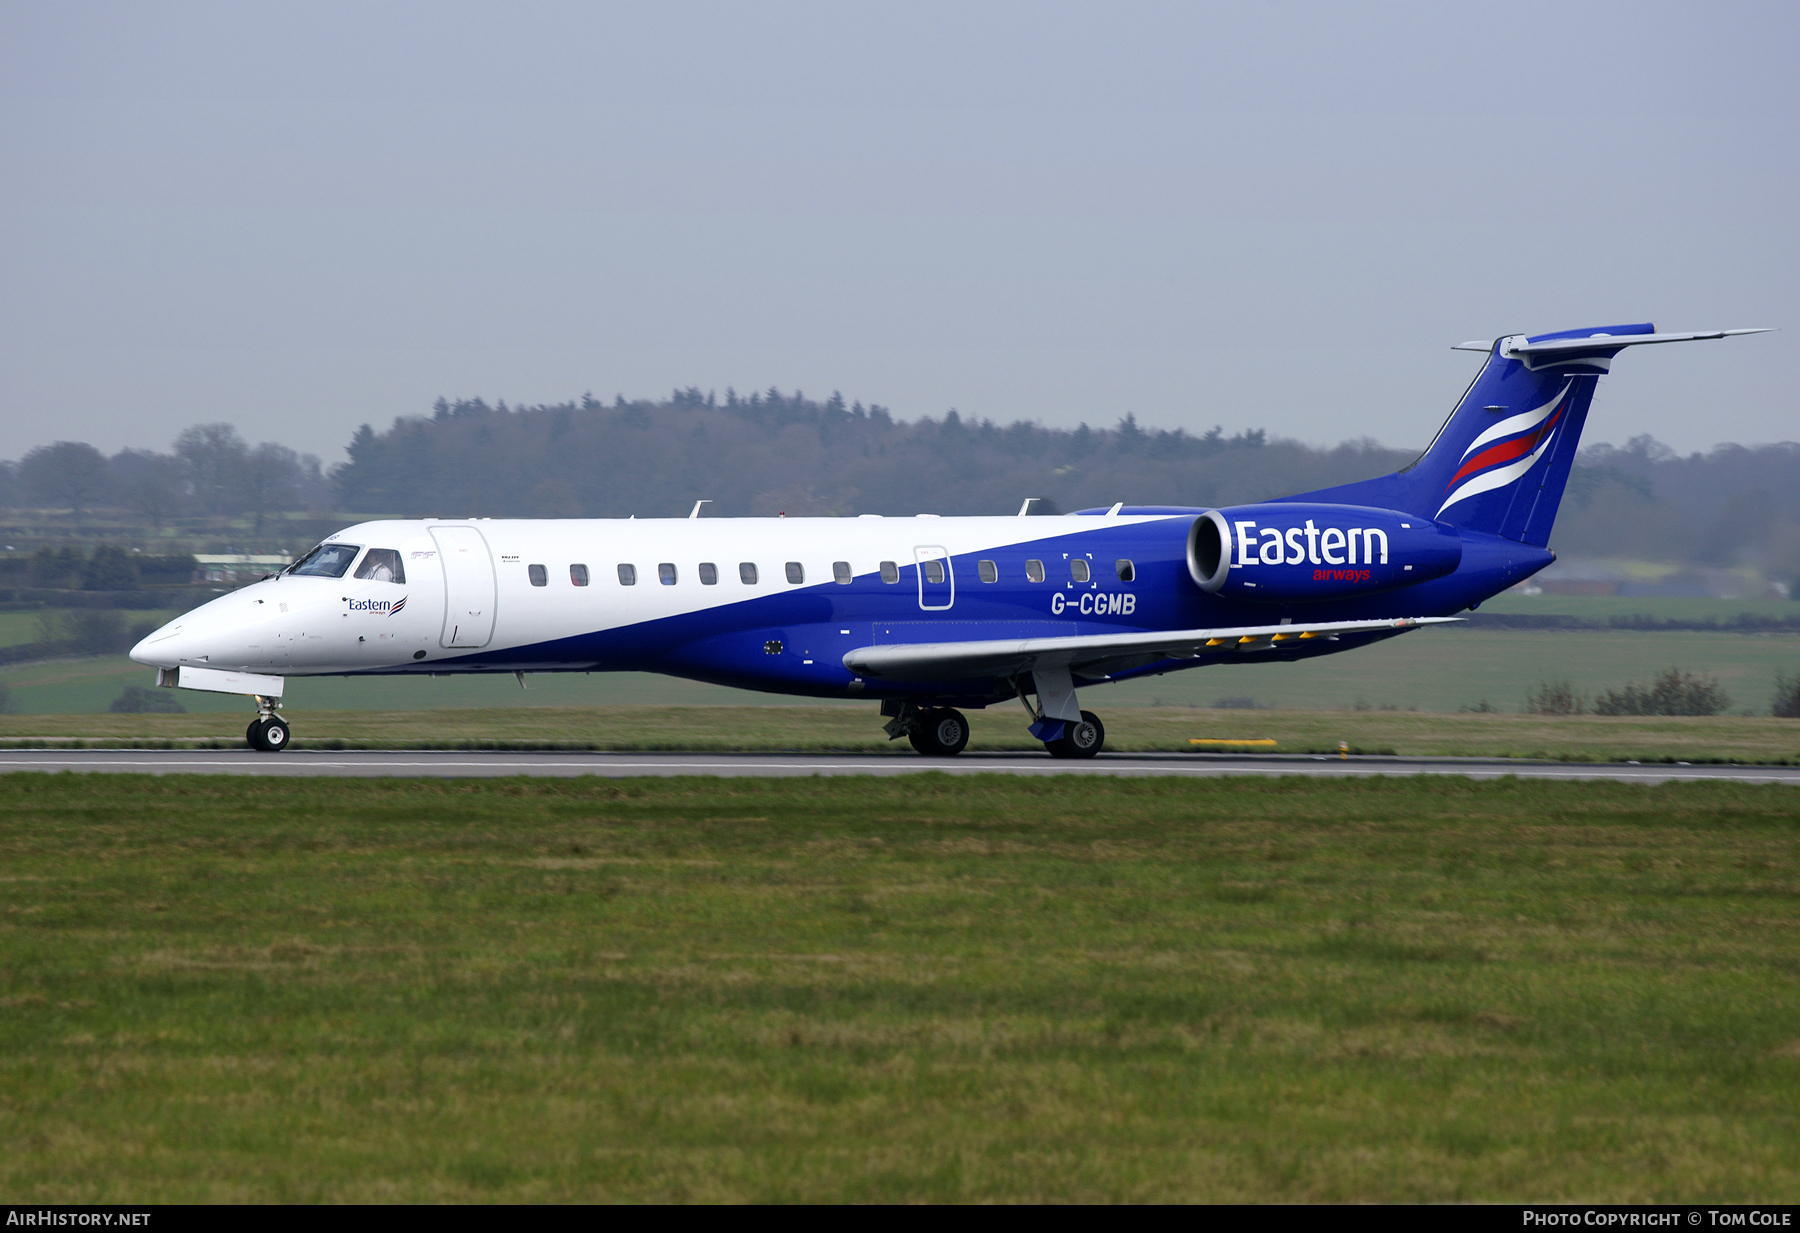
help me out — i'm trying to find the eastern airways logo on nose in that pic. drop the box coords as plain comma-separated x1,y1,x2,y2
347,596,407,616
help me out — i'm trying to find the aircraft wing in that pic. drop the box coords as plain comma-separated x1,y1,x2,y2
843,616,1462,682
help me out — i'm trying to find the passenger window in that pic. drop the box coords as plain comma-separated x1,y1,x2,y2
288,543,360,579
528,564,548,587
1025,559,1045,583
354,548,405,584
922,560,945,584
978,560,997,583
699,562,718,585
740,562,758,584
659,563,678,586
1115,559,1135,582
570,564,589,587
832,561,853,585
618,564,637,586
785,562,805,584
1070,558,1090,582
880,561,899,584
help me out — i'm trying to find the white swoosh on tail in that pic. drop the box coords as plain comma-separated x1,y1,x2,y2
1437,428,1558,518
1459,381,1569,461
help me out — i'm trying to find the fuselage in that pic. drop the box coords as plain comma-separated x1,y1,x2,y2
130,511,1548,706
124,321,1765,758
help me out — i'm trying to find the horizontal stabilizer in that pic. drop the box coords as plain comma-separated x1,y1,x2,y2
1454,328,1771,354
844,616,1460,682
1299,322,1770,549
1512,328,1771,354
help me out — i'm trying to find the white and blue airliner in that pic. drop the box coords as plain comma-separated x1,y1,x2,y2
130,324,1768,754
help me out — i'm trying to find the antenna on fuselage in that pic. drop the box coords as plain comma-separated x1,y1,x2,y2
1018,498,1042,516
689,500,711,519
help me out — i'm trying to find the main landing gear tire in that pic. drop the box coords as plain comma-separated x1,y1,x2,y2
246,716,290,753
908,707,970,757
1046,710,1105,759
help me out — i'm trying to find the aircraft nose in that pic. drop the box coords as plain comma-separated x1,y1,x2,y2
129,618,190,667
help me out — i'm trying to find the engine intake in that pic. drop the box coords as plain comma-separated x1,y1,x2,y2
1187,503,1461,602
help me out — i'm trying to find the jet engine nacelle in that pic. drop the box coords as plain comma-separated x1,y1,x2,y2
1187,503,1463,602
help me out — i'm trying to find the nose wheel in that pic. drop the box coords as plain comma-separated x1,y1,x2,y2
245,694,291,752
246,717,290,752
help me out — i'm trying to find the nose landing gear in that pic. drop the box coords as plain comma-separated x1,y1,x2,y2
245,694,291,753
247,717,290,752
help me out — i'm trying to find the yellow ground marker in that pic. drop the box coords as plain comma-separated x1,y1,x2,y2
1187,738,1278,748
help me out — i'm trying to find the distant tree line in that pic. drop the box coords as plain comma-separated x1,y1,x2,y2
3,389,1799,587
0,609,166,669
326,389,1800,589
331,386,1396,520
0,547,197,590
1553,435,1800,579
0,424,331,528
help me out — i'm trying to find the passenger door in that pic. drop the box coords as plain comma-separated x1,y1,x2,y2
431,525,496,648
914,545,954,611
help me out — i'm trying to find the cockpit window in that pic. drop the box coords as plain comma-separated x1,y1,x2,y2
354,548,406,584
287,543,361,578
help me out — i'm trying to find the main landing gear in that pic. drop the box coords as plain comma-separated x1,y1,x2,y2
879,692,1107,759
883,701,970,756
245,694,290,753
1045,710,1105,760
1018,668,1105,759
908,707,970,757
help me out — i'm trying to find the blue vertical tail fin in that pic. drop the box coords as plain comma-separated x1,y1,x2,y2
1287,324,1768,547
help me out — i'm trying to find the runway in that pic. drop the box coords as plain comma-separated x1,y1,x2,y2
2,748,1798,784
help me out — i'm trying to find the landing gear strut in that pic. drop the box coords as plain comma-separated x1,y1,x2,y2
245,694,290,753
1016,670,1106,759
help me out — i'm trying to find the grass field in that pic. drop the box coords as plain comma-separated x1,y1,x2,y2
3,705,1800,764
0,654,857,716
0,610,51,648
4,627,1799,717
1479,594,1800,622
1,774,1796,1202
0,608,181,650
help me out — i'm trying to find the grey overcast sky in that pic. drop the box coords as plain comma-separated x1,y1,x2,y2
2,1,1794,466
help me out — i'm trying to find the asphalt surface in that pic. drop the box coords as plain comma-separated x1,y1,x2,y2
2,748,1798,784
